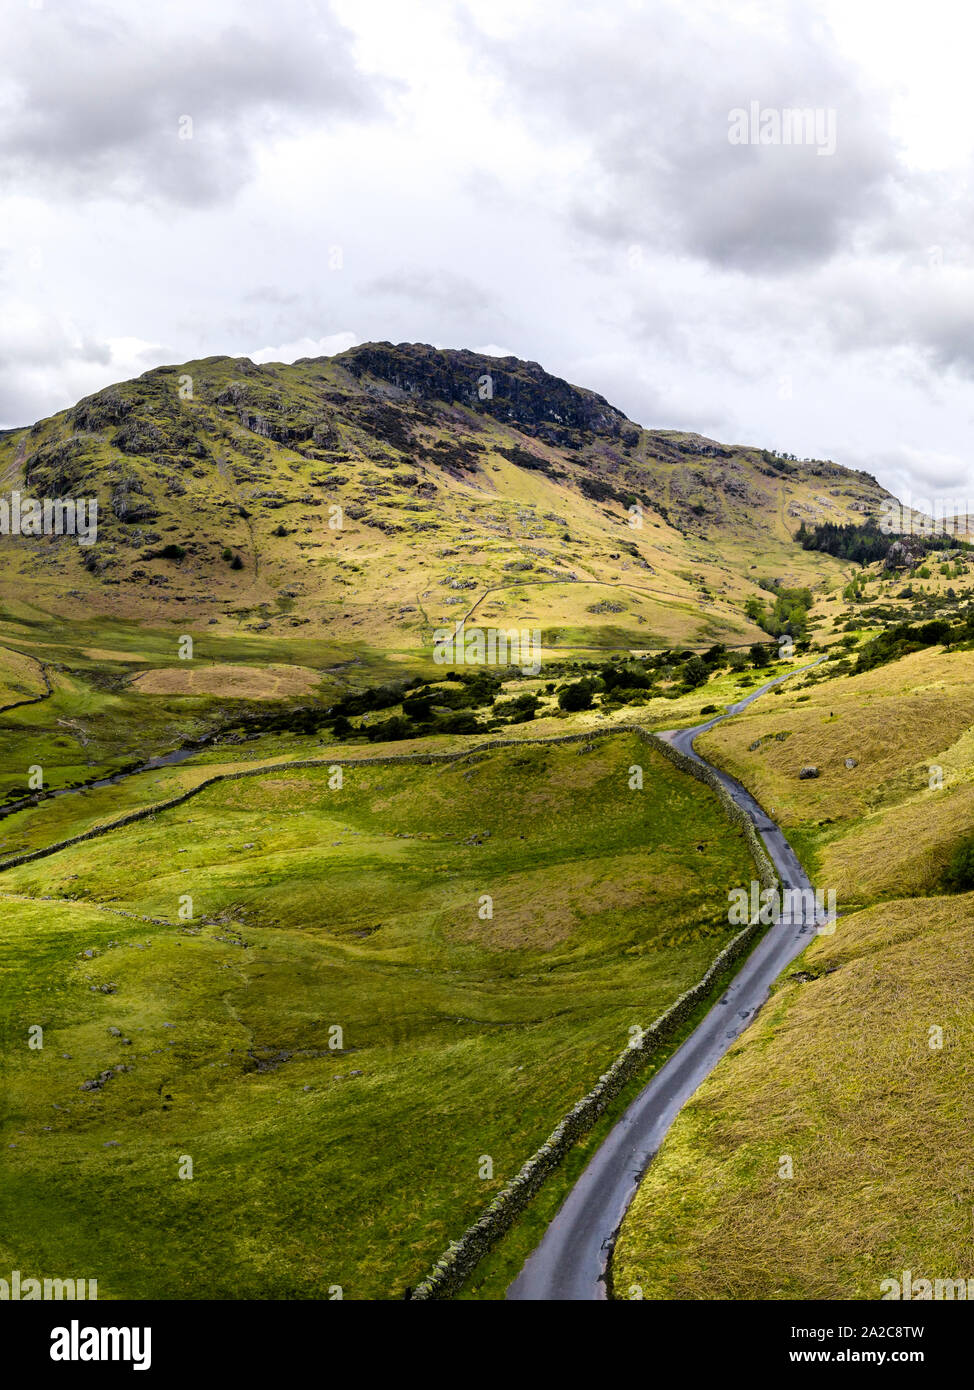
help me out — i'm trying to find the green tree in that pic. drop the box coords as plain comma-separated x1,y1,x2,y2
683,655,709,688
558,680,595,712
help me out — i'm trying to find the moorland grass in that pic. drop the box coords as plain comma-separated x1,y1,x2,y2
0,734,755,1298
612,893,974,1299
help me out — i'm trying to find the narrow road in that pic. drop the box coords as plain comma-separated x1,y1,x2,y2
507,660,828,1301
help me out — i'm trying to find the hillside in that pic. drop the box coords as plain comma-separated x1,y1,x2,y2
0,343,894,655
612,583,974,1300
2,340,958,1303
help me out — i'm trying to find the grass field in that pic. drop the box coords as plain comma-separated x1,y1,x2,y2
612,892,974,1300
613,632,974,1299
695,645,974,903
0,733,757,1298
0,645,47,708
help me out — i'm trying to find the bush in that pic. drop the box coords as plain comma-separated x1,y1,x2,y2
229,555,244,570
944,836,974,892
402,696,433,720
683,655,709,688
493,693,540,722
558,680,595,712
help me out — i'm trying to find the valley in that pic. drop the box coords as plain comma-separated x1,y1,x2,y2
1,343,972,1301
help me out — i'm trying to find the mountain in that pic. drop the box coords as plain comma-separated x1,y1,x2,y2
0,343,897,652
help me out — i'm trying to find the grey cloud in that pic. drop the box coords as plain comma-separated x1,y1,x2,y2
0,0,389,206
364,270,495,317
467,2,899,273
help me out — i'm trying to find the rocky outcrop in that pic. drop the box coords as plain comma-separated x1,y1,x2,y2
334,342,629,445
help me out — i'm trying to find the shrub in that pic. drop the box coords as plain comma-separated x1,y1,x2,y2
944,836,974,892
558,680,595,712
683,655,709,688
493,693,540,722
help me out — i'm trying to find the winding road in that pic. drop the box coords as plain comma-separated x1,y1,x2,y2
507,660,829,1301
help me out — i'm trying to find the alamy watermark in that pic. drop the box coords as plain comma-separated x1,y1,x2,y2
728,102,836,156
728,880,837,931
881,1270,974,1300
879,494,974,537
50,1319,150,1371
0,491,97,546
1,1269,97,1299
433,623,541,677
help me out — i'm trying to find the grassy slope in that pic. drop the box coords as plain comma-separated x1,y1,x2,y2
613,892,974,1300
695,646,974,900
614,634,974,1299
0,349,883,655
0,734,756,1299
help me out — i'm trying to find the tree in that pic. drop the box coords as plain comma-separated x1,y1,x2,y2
558,680,595,712
683,655,709,688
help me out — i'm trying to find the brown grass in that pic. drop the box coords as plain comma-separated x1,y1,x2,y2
131,663,325,700
613,893,974,1299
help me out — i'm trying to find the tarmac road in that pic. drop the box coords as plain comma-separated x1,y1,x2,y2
507,661,828,1301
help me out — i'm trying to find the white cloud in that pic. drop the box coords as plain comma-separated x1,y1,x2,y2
2,0,974,508
250,332,361,365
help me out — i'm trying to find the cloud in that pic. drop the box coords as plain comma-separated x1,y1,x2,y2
0,0,389,207
466,1,899,273
365,270,494,317
250,331,361,364
0,314,164,424
472,343,519,358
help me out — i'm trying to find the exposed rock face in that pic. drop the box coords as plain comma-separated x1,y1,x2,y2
335,342,629,445
884,538,921,570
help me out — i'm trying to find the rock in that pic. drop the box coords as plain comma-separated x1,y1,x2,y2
108,1026,122,1036
845,757,858,769
798,766,820,779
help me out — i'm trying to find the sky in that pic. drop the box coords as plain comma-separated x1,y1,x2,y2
3,0,974,508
